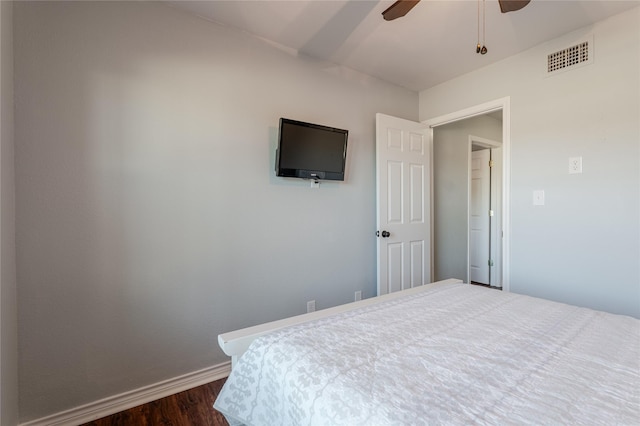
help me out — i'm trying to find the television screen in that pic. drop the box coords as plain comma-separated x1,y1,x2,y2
276,118,348,181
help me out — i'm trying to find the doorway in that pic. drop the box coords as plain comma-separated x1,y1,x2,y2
424,97,510,291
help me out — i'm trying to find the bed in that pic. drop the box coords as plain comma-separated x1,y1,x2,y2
214,279,640,425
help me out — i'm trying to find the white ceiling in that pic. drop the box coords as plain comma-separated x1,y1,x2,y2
166,0,639,91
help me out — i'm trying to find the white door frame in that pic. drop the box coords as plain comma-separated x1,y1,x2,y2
423,97,511,292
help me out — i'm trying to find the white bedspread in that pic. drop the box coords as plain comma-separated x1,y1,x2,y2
214,282,640,425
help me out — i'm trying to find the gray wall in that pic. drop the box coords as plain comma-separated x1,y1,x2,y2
1,1,18,425
14,2,417,422
433,115,502,282
421,7,640,317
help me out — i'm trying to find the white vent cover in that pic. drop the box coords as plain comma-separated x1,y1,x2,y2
546,36,593,76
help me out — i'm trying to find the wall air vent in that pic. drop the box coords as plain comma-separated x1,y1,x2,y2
546,36,593,76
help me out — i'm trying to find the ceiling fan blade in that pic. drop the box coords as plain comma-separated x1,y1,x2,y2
498,0,531,13
382,0,421,21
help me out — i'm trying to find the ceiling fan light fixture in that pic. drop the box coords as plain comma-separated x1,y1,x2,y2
476,0,488,55
381,0,532,22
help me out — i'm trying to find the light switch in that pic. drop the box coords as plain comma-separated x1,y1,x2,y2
533,190,545,206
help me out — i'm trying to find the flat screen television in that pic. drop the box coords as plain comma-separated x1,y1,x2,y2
275,118,348,181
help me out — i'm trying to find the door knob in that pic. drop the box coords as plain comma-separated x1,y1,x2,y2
381,230,391,238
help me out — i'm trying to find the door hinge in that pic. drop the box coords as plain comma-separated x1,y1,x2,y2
489,160,495,168
488,259,494,267
489,210,494,217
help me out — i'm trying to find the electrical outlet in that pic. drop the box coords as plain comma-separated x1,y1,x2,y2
569,156,582,174
307,300,315,313
354,291,362,302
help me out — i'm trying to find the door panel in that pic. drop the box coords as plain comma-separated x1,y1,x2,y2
410,240,425,288
410,164,424,223
376,113,430,295
388,243,403,293
387,161,403,223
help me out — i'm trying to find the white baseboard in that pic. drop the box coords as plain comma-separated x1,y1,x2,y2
20,361,232,426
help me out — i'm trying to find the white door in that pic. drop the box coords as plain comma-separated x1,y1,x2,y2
469,149,490,284
489,147,503,287
376,113,430,295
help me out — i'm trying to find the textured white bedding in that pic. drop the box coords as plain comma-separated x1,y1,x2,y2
214,282,640,425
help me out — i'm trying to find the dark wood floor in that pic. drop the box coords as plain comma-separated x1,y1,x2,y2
81,377,229,426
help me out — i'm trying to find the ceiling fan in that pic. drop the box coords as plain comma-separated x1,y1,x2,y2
382,0,531,21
